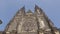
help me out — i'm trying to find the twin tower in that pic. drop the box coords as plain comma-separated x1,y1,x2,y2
2,5,60,34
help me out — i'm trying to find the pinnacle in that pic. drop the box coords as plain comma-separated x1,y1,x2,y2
20,6,25,11
35,4,40,9
27,10,32,13
17,6,25,14
35,5,43,13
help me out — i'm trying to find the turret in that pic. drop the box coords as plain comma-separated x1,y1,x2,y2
4,7,26,34
34,5,56,34
35,5,51,31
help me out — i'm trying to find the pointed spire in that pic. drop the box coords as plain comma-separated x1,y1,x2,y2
35,5,43,14
35,5,40,10
18,6,25,15
20,6,25,11
35,5,43,11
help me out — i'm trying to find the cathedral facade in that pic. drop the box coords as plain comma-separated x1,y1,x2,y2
0,5,60,34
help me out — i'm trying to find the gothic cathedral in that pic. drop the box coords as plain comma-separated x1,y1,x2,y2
0,5,60,34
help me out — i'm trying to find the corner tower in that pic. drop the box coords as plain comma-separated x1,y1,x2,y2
5,7,25,34
34,5,55,34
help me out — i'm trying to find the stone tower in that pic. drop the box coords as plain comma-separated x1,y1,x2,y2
0,5,60,34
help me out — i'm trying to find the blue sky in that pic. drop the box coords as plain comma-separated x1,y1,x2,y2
0,0,60,31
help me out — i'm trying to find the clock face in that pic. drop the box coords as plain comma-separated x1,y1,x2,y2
22,17,38,32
